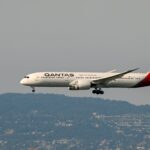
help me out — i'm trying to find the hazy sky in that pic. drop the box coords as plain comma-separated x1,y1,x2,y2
0,0,150,105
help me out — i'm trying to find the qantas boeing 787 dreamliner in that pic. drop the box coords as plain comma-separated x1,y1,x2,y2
20,68,150,94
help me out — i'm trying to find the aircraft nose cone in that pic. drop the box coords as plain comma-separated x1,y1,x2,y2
20,79,25,85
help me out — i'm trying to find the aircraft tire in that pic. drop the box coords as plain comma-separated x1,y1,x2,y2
32,89,35,93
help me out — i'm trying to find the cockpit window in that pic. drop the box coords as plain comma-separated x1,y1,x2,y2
24,76,30,78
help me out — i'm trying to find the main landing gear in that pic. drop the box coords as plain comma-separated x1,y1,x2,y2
92,88,104,95
31,87,35,93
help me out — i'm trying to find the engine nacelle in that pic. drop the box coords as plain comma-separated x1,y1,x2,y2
69,80,91,90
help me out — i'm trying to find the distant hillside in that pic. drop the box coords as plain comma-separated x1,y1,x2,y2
0,93,150,115
0,93,150,150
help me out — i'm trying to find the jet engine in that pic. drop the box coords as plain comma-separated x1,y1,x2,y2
69,80,91,90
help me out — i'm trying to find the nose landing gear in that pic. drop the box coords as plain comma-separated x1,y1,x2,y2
31,87,35,93
92,88,104,95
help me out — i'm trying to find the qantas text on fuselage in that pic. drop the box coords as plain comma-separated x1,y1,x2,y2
20,68,150,94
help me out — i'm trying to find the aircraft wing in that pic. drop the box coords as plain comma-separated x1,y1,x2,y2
92,68,139,85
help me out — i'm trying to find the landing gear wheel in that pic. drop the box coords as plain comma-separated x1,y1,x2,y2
96,90,100,94
92,90,97,94
32,89,35,93
92,89,104,95
31,87,35,93
100,90,104,94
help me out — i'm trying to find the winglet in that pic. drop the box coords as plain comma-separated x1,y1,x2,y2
126,68,140,73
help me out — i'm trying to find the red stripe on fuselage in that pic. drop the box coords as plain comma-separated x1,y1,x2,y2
134,73,150,87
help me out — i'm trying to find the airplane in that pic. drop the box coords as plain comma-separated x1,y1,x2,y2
20,68,150,94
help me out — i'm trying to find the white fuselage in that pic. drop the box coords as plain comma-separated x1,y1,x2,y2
20,72,149,89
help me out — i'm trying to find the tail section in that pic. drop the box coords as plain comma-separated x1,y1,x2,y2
134,72,150,87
